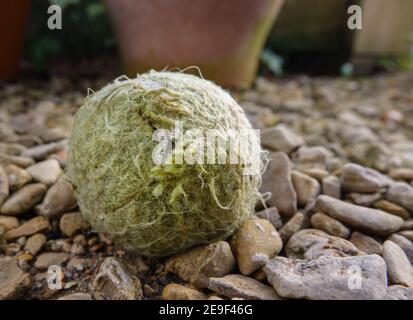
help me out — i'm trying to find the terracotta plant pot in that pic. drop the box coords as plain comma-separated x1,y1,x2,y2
0,0,30,80
105,0,284,87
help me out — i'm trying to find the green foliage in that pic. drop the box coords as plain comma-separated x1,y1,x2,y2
261,49,284,76
24,0,116,69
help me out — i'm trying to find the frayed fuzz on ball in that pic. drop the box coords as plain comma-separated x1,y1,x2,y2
67,71,265,256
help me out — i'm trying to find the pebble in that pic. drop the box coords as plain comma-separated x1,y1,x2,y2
162,283,207,300
340,163,391,193
208,274,281,300
321,175,341,199
59,211,84,237
0,142,26,156
0,257,31,299
231,219,282,275
5,242,21,255
58,292,92,300
264,254,387,300
254,207,283,230
0,183,47,216
389,168,413,181
291,171,320,207
372,200,410,220
93,257,143,300
386,182,413,212
382,240,413,287
347,192,382,207
143,284,156,297
399,230,413,241
24,233,47,255
5,216,51,240
286,229,362,260
350,232,383,255
67,257,92,271
0,226,5,250
22,140,67,161
387,234,413,264
347,142,391,172
261,124,304,154
278,212,305,243
26,159,62,186
165,241,235,289
34,252,70,270
4,164,31,191
261,152,297,217
384,285,413,300
302,168,329,182
315,195,404,236
0,165,9,206
39,184,76,220
0,215,19,230
294,146,332,170
310,212,350,238
0,153,34,168
46,238,72,253
401,220,413,231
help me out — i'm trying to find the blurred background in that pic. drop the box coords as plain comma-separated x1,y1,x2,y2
1,0,413,86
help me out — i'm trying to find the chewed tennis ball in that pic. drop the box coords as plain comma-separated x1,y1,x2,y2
67,71,264,257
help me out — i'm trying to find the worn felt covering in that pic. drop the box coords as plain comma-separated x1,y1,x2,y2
67,71,264,256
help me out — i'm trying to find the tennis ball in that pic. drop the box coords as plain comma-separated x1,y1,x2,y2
67,71,263,256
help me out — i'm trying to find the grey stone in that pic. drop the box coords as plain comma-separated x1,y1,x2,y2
261,152,297,217
26,159,62,186
341,163,391,193
383,240,413,287
0,257,31,299
386,182,413,212
36,176,77,218
291,171,320,207
93,257,143,300
278,212,305,243
34,252,70,270
264,254,387,300
254,207,283,230
384,285,413,300
347,192,381,207
1,183,47,216
387,234,413,265
208,274,281,300
261,124,303,154
0,165,9,206
322,175,341,199
310,212,350,238
350,232,383,255
315,195,403,236
286,229,362,260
